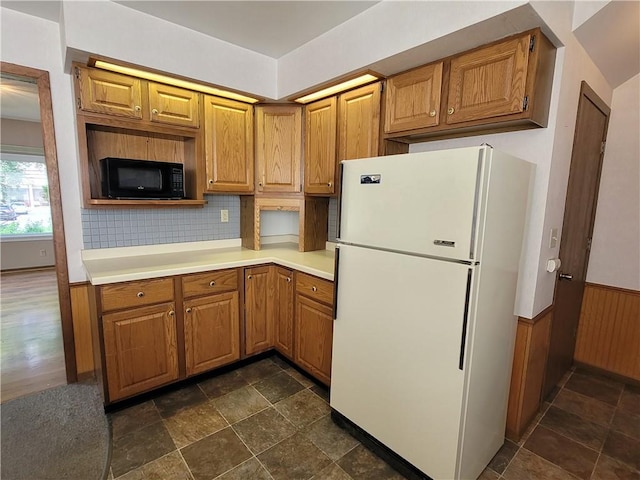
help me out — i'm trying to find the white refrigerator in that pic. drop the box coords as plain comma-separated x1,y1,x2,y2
330,146,533,480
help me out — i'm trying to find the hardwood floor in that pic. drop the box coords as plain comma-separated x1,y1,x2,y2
0,268,66,403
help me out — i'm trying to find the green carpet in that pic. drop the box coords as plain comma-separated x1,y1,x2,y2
1,382,111,480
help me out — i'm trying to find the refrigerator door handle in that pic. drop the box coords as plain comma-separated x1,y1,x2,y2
336,162,345,240
333,246,340,320
459,268,473,370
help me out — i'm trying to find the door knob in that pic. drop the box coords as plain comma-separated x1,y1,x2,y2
559,273,573,281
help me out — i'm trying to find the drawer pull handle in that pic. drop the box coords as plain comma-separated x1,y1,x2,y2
208,179,214,184
152,108,159,115
137,292,145,298
168,310,175,317
134,105,141,112
429,110,436,117
209,281,216,287
311,286,317,292
186,307,192,313
447,107,455,115
247,275,252,280
286,277,291,283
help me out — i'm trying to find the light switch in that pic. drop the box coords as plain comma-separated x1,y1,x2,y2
220,209,229,223
549,227,558,248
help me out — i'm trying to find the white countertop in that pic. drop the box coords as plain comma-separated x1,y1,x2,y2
82,239,335,285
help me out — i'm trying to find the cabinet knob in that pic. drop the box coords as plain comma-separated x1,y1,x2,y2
168,310,175,317
208,179,214,184
137,291,145,298
258,182,263,187
328,182,333,188
429,110,436,117
447,107,455,115
186,307,192,313
247,274,252,280
151,108,159,115
209,280,216,287
311,286,317,292
286,277,291,283
134,105,141,112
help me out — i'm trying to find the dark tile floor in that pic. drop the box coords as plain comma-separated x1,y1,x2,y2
107,359,640,480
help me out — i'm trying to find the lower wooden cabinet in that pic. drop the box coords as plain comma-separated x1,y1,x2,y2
273,267,295,359
244,266,274,355
184,292,240,376
102,302,179,402
295,274,335,386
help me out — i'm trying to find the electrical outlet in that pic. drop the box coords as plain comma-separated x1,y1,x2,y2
39,249,46,257
220,209,229,223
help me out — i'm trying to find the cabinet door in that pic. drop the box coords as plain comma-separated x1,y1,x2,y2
304,97,337,195
244,266,274,355
384,62,443,133
102,302,179,401
338,82,381,161
148,83,200,128
184,291,240,376
204,96,254,193
274,267,294,359
256,106,302,193
295,294,333,385
77,67,143,119
446,34,531,124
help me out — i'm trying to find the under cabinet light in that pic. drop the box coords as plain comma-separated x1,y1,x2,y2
293,74,380,104
93,60,260,104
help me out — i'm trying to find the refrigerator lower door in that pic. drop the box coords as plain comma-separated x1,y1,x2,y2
331,244,473,480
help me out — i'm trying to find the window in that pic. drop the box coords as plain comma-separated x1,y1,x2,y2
0,153,52,237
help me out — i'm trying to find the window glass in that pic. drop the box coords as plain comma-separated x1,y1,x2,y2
0,155,52,236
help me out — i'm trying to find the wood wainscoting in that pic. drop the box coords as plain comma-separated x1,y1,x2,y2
70,282,94,378
574,283,640,382
506,307,553,441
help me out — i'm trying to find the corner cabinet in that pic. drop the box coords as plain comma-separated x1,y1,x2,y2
295,273,335,386
273,267,295,359
203,96,254,193
383,28,555,141
255,105,302,193
244,266,274,355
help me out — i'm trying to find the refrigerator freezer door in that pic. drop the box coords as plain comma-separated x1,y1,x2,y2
339,147,485,261
331,244,473,479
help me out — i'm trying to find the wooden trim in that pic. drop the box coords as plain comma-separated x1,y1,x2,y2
517,304,554,326
1,62,77,383
574,283,639,381
70,283,94,376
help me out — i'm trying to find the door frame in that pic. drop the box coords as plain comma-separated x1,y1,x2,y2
1,61,77,383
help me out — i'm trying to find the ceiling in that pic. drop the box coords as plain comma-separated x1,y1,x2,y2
1,0,638,123
0,77,40,123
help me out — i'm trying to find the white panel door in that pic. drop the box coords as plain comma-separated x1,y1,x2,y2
339,146,486,261
331,244,474,479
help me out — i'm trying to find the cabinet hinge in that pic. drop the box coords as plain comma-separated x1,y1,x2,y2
76,97,81,110
529,35,536,52
522,96,529,111
600,141,606,154
380,82,385,93
74,66,80,79
587,237,592,250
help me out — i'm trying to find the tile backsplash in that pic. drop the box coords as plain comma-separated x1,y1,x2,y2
81,196,240,249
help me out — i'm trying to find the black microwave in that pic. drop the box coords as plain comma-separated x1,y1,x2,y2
101,158,185,199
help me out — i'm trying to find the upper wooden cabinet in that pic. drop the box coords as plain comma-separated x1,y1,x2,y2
304,97,337,195
446,35,530,125
77,67,143,119
204,96,254,193
384,63,443,133
148,83,200,128
338,82,381,161
255,105,302,193
383,29,555,140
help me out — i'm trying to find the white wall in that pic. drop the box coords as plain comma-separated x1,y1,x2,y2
1,238,55,270
1,8,85,281
587,74,640,290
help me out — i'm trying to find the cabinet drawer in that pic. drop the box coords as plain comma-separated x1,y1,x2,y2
182,269,238,298
296,272,333,306
100,277,174,312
